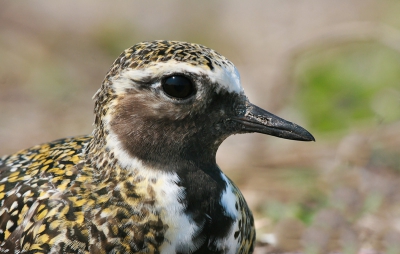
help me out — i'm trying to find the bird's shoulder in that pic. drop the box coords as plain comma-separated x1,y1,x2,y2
0,135,179,253
0,135,91,184
0,136,92,252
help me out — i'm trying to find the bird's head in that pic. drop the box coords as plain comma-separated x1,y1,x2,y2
92,40,314,169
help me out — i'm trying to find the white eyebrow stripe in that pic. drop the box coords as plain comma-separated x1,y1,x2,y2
113,60,244,94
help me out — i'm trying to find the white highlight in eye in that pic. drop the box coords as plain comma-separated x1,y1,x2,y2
111,60,244,95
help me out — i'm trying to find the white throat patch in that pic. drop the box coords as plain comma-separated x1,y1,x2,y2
104,128,200,252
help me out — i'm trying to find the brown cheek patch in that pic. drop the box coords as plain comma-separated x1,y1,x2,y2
109,92,184,159
115,92,185,121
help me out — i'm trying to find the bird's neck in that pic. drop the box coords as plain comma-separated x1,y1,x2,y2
83,127,238,250
84,126,221,181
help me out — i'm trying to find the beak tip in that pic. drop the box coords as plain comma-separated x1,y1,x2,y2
290,132,315,142
294,126,315,142
305,133,316,142
236,102,316,142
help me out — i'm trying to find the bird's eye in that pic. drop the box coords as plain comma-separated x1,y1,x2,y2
162,75,195,99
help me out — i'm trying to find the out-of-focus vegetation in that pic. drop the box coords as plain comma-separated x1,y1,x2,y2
296,43,400,134
256,40,400,253
1,1,400,253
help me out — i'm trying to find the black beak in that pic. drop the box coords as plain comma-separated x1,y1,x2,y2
232,102,315,142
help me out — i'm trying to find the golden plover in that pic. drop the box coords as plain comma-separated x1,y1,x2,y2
0,40,314,254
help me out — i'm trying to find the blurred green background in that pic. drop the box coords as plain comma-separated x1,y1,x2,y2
1,1,400,253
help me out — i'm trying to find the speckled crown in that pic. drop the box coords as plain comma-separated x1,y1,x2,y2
105,40,235,79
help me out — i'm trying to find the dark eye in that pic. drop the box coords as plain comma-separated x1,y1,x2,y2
162,75,195,99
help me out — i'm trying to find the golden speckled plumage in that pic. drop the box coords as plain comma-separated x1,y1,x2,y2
0,135,255,253
0,136,177,253
0,40,314,253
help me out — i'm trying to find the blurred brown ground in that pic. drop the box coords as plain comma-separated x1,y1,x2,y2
1,1,400,253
